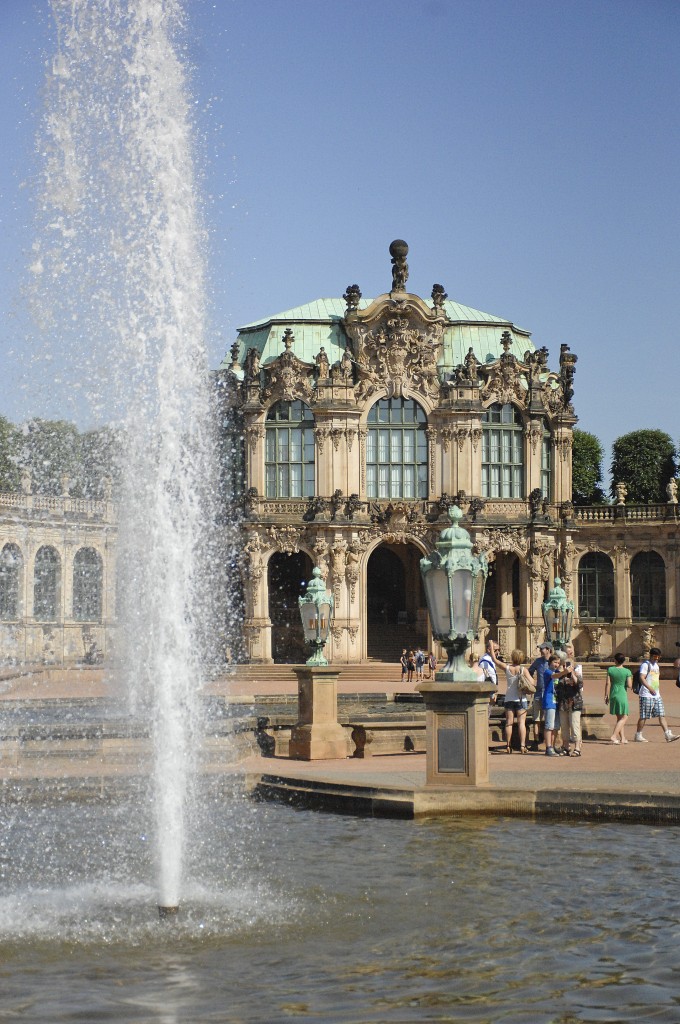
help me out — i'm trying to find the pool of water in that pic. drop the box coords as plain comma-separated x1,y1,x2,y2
1,790,679,1023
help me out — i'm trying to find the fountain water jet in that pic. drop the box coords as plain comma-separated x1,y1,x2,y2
30,0,228,913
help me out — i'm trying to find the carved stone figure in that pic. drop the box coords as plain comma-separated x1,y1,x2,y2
315,347,330,378
329,489,344,520
20,469,32,495
615,482,627,506
243,347,260,380
667,478,678,504
389,238,409,292
463,347,478,383
345,493,364,520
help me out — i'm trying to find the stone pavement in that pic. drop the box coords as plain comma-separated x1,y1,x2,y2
2,663,680,822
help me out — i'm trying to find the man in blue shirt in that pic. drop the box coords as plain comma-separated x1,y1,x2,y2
528,643,552,751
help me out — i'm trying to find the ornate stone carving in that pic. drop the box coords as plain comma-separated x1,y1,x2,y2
470,428,482,452
587,626,604,659
345,543,360,601
314,426,330,453
525,419,543,455
315,347,330,378
440,427,453,453
343,284,362,313
303,496,328,522
346,428,356,452
330,427,343,452
331,626,344,645
267,525,301,554
559,343,577,409
480,333,527,406
640,626,655,660
329,489,344,520
330,541,347,604
463,347,479,384
347,625,359,644
345,494,364,520
474,527,528,558
350,311,442,401
243,347,261,381
312,537,329,579
246,425,264,452
261,330,314,404
454,427,468,453
431,283,447,311
558,437,572,462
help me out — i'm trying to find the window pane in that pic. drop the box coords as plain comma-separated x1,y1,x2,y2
378,430,389,462
265,466,276,498
366,430,376,463
366,465,377,497
290,428,302,462
390,431,402,463
403,465,415,498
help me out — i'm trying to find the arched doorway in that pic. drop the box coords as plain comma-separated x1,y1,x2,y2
482,552,520,650
268,550,313,663
366,543,426,661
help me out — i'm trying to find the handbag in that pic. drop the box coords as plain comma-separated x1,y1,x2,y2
516,670,536,695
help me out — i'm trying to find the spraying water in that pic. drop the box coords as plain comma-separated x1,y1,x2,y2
31,0,223,909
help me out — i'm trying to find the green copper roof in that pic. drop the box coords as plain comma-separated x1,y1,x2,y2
220,296,533,372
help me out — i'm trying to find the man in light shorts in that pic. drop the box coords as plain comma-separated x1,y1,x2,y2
635,647,680,743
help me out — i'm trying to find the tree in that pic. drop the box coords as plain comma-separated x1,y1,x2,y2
0,415,20,492
572,429,606,505
17,419,81,495
610,429,677,504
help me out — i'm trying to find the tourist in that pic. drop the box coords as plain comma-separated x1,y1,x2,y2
528,643,552,751
415,647,425,682
426,650,437,679
541,654,565,757
407,650,416,684
605,652,631,744
478,639,499,707
634,647,679,743
400,649,408,685
555,657,584,756
488,642,531,753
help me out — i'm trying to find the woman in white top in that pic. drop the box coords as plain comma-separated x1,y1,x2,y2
489,642,533,754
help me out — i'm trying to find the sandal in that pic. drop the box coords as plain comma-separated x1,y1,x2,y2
505,744,513,754
520,746,529,754
572,750,582,757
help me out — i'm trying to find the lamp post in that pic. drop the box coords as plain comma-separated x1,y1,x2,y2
289,567,349,761
541,578,574,652
420,505,489,681
298,567,333,666
417,505,494,786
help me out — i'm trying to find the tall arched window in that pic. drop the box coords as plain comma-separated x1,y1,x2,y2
578,552,614,620
73,547,103,622
366,397,427,499
631,551,666,620
0,543,22,621
481,404,524,498
541,427,552,500
265,400,315,498
34,546,60,622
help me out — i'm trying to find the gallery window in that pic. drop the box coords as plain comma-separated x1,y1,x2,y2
265,401,315,499
366,397,428,499
481,404,524,498
631,551,666,620
33,546,60,622
73,547,103,622
578,552,614,620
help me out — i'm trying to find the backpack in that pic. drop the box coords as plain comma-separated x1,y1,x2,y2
632,661,650,695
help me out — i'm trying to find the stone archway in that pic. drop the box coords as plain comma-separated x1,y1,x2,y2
267,550,313,664
366,542,426,661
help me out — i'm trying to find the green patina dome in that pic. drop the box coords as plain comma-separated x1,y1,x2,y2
222,295,533,375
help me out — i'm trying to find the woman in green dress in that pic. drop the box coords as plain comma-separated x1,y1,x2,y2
604,652,632,744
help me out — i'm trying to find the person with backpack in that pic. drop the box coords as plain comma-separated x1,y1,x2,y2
634,647,680,743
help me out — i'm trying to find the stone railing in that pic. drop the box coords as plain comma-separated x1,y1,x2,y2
0,491,113,520
574,503,678,523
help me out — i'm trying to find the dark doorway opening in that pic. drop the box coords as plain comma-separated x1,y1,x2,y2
268,550,313,663
366,543,426,661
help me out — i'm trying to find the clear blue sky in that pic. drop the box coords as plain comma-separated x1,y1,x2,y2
1,0,679,484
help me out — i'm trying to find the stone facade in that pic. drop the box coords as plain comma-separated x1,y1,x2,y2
0,490,117,665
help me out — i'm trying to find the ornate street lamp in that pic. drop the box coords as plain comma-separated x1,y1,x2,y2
541,578,574,652
420,505,489,682
298,567,334,667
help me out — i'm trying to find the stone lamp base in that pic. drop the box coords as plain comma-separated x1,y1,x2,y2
416,680,495,787
289,666,350,761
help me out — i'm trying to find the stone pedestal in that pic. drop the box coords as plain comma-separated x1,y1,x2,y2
289,666,350,761
416,680,495,787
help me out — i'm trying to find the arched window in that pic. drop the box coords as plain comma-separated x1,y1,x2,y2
34,546,60,622
265,401,315,498
0,544,22,621
73,547,103,622
481,404,524,498
631,551,666,620
578,552,614,620
366,397,427,499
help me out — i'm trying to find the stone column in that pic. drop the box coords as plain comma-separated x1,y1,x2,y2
289,666,351,760
417,681,495,786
